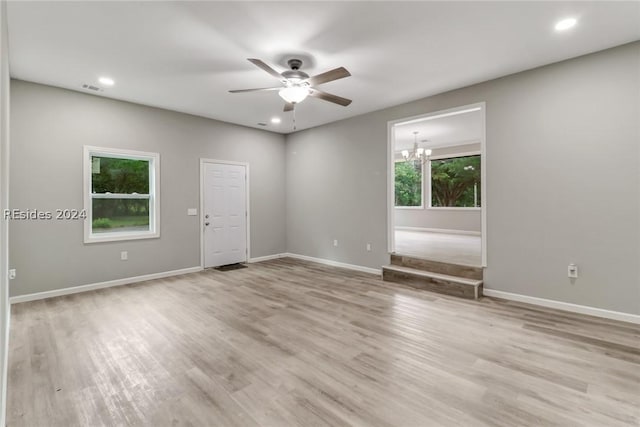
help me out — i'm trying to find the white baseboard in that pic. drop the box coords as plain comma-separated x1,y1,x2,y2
395,226,481,236
10,266,203,304
249,252,381,275
284,253,381,275
9,254,377,304
483,289,640,325
248,253,286,263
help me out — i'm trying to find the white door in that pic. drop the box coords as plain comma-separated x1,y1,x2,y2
203,162,247,268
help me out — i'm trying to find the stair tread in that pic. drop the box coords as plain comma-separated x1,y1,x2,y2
383,265,483,287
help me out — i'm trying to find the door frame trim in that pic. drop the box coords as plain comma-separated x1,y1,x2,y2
200,158,251,268
386,102,487,267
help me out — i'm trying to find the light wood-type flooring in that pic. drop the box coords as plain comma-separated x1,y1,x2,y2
8,258,640,426
394,230,482,266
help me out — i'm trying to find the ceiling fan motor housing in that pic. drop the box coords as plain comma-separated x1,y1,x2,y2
288,59,303,70
282,70,309,82
282,59,309,83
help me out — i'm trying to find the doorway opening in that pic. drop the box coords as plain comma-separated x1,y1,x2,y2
200,159,250,268
387,103,486,267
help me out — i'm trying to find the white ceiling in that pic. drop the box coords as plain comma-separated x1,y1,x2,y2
394,110,483,151
7,1,640,134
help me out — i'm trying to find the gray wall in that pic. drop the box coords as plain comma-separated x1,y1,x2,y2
9,80,286,297
395,209,481,233
395,142,481,232
0,1,10,423
286,42,640,315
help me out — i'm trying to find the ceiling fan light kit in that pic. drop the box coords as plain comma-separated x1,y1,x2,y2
278,86,309,104
230,57,352,129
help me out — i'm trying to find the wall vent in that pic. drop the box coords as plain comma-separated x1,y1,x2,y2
82,84,102,92
257,122,267,126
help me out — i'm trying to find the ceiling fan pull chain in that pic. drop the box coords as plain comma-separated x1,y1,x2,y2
293,107,297,131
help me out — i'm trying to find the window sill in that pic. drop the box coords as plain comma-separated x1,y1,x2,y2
427,207,481,211
84,230,160,244
395,206,424,210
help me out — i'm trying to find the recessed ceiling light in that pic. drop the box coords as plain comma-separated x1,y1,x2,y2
98,76,115,86
555,17,577,32
271,117,281,124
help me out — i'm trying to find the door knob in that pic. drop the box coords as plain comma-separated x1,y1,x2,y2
205,214,210,219
205,222,210,226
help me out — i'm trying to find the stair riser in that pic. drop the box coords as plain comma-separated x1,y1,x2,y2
391,254,483,280
383,268,482,300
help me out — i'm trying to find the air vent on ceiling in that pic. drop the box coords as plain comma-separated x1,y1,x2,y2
82,84,102,92
257,122,267,126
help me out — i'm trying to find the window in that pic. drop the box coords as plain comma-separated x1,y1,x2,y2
430,154,481,208
84,146,160,243
395,160,422,207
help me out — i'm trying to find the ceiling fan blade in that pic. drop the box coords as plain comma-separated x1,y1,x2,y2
307,67,351,86
247,58,283,80
229,87,281,93
284,102,294,112
309,89,352,107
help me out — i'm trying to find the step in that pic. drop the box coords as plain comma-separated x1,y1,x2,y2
382,265,483,300
391,254,483,280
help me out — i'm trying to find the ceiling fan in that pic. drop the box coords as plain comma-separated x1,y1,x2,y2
229,58,352,112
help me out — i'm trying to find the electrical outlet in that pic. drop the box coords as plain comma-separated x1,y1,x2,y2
8,269,16,280
333,239,338,247
366,243,372,252
568,263,578,278
121,251,128,261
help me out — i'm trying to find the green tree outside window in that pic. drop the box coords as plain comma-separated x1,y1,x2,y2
395,161,422,207
431,155,481,208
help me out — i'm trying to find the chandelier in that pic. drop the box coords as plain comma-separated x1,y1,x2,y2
401,131,432,164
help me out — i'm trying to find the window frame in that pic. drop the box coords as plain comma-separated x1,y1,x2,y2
393,158,424,209
428,151,481,211
83,146,160,243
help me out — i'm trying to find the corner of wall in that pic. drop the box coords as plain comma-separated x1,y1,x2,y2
0,0,11,423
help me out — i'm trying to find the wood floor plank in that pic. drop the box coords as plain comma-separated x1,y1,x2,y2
7,257,640,426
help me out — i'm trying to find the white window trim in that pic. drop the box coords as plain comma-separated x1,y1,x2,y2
393,158,424,209
83,146,160,244
428,150,481,161
428,151,481,211
427,207,482,211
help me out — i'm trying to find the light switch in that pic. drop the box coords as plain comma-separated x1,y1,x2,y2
568,263,578,278
187,208,198,216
